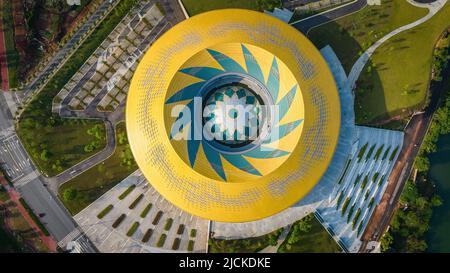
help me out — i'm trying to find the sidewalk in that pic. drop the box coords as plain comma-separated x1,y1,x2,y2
0,176,57,252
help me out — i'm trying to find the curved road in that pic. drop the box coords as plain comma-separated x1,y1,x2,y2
291,0,367,34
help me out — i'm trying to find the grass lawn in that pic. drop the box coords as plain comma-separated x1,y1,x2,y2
308,0,428,73
59,122,138,215
278,215,342,253
208,228,282,253
18,119,106,177
181,0,281,16
356,4,450,123
17,0,139,177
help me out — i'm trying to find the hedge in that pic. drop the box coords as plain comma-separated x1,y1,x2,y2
118,184,136,200
112,214,126,228
97,204,114,219
129,193,144,209
157,234,167,247
126,221,140,237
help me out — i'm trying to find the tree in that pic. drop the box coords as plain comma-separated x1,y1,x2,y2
40,149,50,161
414,156,429,172
431,195,443,207
405,237,427,253
63,187,78,201
380,231,393,252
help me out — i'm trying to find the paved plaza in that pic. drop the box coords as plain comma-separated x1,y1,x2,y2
74,170,209,253
53,1,167,114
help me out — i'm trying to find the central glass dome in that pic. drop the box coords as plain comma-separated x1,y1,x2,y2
203,84,263,148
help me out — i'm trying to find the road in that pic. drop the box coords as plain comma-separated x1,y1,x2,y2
290,0,367,34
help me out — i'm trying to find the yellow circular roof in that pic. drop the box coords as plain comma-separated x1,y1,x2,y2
126,9,341,222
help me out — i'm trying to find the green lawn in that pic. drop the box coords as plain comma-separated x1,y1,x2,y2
208,228,282,253
17,0,140,177
309,1,450,124
278,215,342,253
308,0,428,73
59,122,138,215
181,0,281,16
356,4,450,123
18,119,106,177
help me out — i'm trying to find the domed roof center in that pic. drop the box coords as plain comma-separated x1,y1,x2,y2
203,84,263,149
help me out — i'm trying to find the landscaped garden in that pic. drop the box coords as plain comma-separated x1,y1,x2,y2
17,0,140,177
208,228,282,253
59,122,138,215
181,0,281,16
308,0,429,124
355,4,450,123
278,214,342,253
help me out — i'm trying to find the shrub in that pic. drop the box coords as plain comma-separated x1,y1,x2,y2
357,143,368,161
164,218,173,231
188,240,195,251
382,146,391,160
129,193,144,209
112,214,126,228
97,204,113,219
140,203,152,218
341,198,350,216
142,229,153,243
389,146,399,161
126,222,140,237
190,229,197,238
152,211,163,225
365,144,376,161
177,224,185,235
157,234,167,247
172,238,181,250
118,184,136,200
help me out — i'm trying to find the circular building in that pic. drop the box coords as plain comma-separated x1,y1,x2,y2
126,9,341,222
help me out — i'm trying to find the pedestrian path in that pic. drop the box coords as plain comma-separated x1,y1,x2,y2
347,0,448,89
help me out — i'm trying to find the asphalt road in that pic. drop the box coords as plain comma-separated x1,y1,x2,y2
0,92,13,130
291,0,367,34
17,177,77,241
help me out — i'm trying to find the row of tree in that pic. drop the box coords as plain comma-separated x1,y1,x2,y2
381,32,450,253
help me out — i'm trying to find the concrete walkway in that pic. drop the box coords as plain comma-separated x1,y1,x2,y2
347,0,448,90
